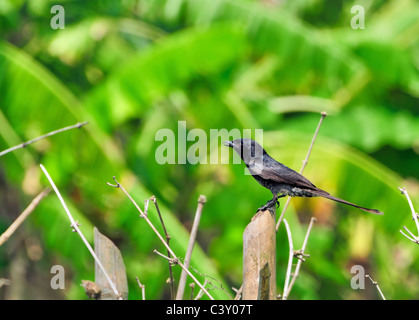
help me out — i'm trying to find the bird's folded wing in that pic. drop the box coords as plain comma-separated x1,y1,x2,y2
257,161,318,190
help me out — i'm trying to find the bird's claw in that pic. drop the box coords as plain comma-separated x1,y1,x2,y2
256,198,280,212
256,205,268,213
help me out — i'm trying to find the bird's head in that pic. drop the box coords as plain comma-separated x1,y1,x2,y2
224,138,266,164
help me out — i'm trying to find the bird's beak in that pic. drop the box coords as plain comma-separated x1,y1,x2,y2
224,141,233,147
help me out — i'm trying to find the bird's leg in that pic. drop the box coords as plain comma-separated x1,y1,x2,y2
274,194,286,207
257,194,285,212
257,198,276,212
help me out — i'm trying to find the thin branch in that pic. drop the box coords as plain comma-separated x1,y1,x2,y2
282,218,294,300
399,227,419,244
400,229,418,243
300,112,327,172
233,285,243,300
153,249,178,265
366,274,386,300
232,287,242,300
194,280,209,300
398,187,419,244
284,217,316,298
40,164,122,300
176,195,207,300
0,188,51,246
276,112,327,232
107,177,214,300
144,199,150,215
0,121,89,157
400,187,419,232
135,276,146,300
150,195,175,299
189,283,195,300
187,263,234,300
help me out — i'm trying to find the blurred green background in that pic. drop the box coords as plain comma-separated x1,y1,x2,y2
1,0,419,300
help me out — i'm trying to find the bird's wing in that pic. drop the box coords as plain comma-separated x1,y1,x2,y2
254,159,320,190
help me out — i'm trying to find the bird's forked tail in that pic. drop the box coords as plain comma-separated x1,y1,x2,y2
310,189,383,215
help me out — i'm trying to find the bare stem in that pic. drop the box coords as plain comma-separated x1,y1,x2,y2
400,229,419,244
282,218,294,300
232,287,242,300
190,283,195,300
398,187,419,244
40,164,122,300
284,217,316,298
150,195,175,299
0,188,51,246
135,276,146,300
153,249,178,265
233,285,243,300
194,280,209,300
366,274,386,300
176,195,207,300
276,112,327,232
107,177,214,300
0,121,89,157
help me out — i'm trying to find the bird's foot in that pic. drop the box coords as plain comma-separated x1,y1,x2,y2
257,196,280,213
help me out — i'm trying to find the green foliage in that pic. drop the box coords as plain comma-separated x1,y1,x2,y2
1,0,419,300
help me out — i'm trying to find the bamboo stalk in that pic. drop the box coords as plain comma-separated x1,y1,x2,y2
242,209,276,300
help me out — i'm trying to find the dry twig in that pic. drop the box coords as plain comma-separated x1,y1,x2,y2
107,176,214,300
40,164,122,300
189,283,195,300
194,280,209,300
176,195,207,300
0,188,50,246
150,195,176,299
232,287,242,300
282,218,294,300
0,121,88,157
153,249,178,265
135,276,146,300
398,187,419,244
366,274,386,300
283,217,316,299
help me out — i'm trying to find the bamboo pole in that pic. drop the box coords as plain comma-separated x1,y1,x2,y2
242,208,276,300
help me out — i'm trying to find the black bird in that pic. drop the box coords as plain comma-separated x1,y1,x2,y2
224,138,383,215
